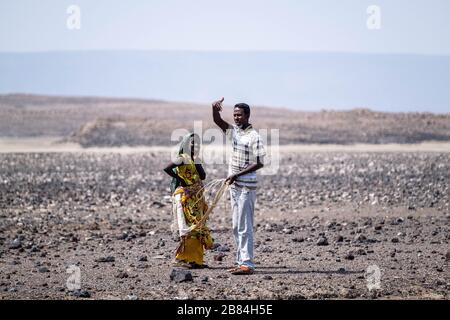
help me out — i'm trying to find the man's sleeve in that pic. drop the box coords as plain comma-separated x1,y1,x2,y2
252,133,266,160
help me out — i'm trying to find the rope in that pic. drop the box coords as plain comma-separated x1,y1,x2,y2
189,178,230,232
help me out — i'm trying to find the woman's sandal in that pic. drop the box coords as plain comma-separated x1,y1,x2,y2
189,262,209,269
172,260,192,269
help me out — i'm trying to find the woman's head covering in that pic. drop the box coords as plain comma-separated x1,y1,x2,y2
178,132,195,156
170,133,195,193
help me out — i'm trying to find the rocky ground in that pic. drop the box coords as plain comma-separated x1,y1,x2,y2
0,151,449,300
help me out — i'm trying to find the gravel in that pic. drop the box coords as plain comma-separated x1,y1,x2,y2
0,151,448,300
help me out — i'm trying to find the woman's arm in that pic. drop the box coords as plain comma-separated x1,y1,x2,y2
163,157,187,187
195,163,206,180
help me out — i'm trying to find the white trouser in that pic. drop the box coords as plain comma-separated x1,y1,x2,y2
230,184,256,269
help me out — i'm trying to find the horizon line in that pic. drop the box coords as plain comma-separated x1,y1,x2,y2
1,49,450,57
1,92,448,116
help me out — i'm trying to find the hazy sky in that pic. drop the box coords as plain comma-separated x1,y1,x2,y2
1,0,449,54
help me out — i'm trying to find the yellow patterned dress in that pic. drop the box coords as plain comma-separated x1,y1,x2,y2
173,154,213,265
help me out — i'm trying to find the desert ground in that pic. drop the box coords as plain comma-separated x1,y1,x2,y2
0,95,449,300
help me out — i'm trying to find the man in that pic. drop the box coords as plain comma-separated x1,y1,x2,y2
212,97,266,275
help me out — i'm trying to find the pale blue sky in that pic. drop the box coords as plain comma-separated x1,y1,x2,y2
1,0,449,54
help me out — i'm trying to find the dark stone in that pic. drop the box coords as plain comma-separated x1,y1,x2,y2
213,253,226,261
354,234,367,243
38,266,50,273
216,245,230,252
116,271,129,279
170,269,193,283
316,237,329,246
9,239,22,250
345,253,355,260
71,289,91,298
96,256,115,263
338,267,346,274
151,201,165,208
117,233,128,240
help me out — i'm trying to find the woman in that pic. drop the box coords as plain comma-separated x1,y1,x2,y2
163,133,214,269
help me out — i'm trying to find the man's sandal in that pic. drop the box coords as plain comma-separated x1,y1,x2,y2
230,265,255,275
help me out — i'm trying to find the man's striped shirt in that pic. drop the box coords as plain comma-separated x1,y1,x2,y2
226,124,266,189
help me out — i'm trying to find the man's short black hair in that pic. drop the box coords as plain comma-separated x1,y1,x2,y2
234,103,251,116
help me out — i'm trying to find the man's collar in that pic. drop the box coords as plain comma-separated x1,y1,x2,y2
237,123,252,132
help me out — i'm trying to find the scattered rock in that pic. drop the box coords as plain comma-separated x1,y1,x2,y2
9,239,22,250
354,234,367,243
151,201,165,208
116,271,129,279
213,253,226,262
261,246,273,253
38,266,50,273
316,237,329,246
157,239,165,247
337,267,346,274
170,269,193,283
215,245,230,252
71,289,91,298
96,256,115,263
345,253,355,260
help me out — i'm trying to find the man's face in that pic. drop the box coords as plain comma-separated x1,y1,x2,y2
233,107,249,127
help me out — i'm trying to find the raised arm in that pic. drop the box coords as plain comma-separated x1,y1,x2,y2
212,97,230,132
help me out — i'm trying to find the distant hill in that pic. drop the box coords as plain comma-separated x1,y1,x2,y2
0,94,449,146
1,51,450,113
